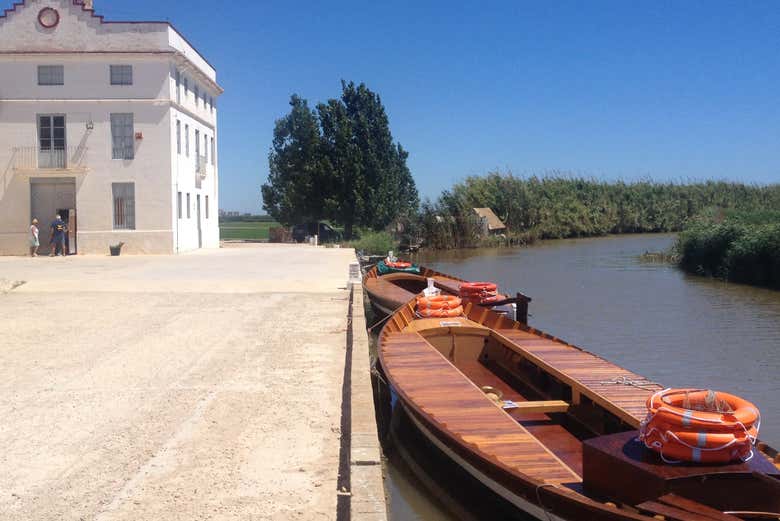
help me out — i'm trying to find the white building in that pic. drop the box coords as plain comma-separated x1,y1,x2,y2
0,0,223,254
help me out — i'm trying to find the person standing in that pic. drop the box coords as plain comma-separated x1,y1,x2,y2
49,214,67,257
29,218,39,257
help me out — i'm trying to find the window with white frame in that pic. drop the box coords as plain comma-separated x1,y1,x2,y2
205,195,209,219
195,129,200,158
183,77,189,100
204,134,208,163
38,65,64,85
194,85,199,107
177,191,182,219
186,193,191,218
176,120,181,154
110,113,134,160
211,137,215,165
112,183,135,230
175,70,181,103
185,124,190,157
110,65,133,85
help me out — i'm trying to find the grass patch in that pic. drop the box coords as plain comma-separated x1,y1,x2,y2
219,221,279,241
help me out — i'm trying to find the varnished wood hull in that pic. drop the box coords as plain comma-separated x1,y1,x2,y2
376,268,780,521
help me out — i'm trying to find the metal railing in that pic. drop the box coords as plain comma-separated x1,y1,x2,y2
196,155,208,177
12,146,88,171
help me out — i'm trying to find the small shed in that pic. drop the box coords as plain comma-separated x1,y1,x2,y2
473,208,507,235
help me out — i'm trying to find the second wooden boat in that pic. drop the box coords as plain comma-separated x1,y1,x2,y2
363,261,530,321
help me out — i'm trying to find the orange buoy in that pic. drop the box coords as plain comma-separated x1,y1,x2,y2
416,295,462,310
385,260,412,269
416,295,463,318
459,282,498,294
417,306,464,318
460,281,500,305
639,388,760,464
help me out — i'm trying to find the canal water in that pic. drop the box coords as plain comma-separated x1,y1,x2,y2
382,233,780,521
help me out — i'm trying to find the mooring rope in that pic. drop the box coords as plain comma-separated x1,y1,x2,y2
599,375,660,391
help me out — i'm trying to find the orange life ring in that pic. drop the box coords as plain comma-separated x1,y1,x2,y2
417,306,463,318
639,388,760,464
416,295,462,310
460,282,498,294
385,260,411,269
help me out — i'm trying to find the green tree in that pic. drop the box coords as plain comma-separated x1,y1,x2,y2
318,81,418,239
262,95,326,225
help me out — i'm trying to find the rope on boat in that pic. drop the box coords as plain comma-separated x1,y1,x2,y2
534,483,557,521
599,375,660,391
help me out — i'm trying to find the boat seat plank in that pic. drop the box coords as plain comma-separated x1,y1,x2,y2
637,500,742,521
657,494,746,521
495,329,663,427
511,400,570,414
382,331,582,486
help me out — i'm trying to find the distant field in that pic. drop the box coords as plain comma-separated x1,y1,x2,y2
219,221,280,241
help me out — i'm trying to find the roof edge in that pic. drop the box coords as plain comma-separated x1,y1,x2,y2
0,0,217,72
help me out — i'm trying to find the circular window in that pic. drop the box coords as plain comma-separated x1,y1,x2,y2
38,7,60,29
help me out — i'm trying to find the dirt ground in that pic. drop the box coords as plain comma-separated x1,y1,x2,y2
0,245,355,520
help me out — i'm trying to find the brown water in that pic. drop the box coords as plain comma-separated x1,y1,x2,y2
384,233,780,521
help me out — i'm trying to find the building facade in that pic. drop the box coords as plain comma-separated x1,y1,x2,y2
0,0,222,254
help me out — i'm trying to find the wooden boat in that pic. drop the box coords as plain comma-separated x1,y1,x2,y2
378,295,780,520
363,263,530,321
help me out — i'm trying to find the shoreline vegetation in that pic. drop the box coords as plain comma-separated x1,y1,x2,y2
412,173,779,248
675,209,780,289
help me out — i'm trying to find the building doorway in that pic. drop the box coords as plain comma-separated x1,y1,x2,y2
30,178,76,255
196,194,202,248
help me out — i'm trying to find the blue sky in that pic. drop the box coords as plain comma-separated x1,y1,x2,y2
31,1,780,212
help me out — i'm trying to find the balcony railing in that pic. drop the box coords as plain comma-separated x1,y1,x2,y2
12,146,88,173
196,155,208,177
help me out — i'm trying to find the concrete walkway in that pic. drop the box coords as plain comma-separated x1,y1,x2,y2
0,245,384,520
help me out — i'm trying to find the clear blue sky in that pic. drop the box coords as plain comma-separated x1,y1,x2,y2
31,1,780,212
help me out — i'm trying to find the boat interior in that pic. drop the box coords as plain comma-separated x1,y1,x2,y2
380,305,780,520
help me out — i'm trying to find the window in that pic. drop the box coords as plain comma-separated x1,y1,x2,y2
110,65,133,85
185,124,189,156
183,77,188,100
203,91,207,108
211,137,215,165
195,129,200,158
204,134,208,163
38,65,64,85
175,70,181,103
110,113,134,160
205,195,209,219
112,183,135,230
186,193,191,218
177,191,182,219
194,85,199,107
176,120,181,154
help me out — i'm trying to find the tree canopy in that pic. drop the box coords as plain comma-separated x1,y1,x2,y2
262,81,418,239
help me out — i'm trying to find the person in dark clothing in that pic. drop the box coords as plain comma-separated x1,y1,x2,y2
49,214,67,256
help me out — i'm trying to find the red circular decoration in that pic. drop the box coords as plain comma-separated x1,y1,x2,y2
38,7,60,29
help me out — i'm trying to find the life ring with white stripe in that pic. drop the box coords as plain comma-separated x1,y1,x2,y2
639,388,760,464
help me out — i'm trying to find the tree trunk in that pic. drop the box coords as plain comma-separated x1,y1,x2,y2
344,221,354,241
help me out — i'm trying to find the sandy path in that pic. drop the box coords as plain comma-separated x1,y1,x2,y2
0,246,354,520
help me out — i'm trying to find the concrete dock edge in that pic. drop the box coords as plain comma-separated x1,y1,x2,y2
349,285,388,521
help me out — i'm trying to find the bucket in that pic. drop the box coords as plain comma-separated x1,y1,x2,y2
109,242,124,256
